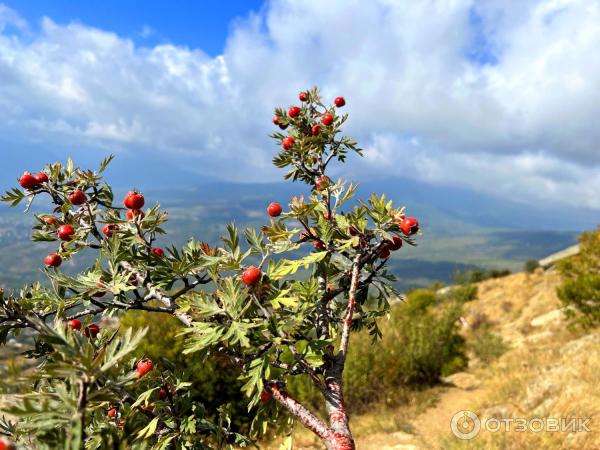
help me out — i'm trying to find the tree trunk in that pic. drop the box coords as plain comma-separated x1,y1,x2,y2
323,366,355,450
325,433,355,450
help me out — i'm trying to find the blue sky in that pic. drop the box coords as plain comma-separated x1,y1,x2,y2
0,1,599,211
2,0,264,55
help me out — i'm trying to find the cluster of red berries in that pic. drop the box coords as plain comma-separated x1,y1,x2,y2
378,217,420,259
43,190,162,267
101,191,145,238
107,370,169,420
274,93,346,150
18,171,48,190
67,319,101,338
124,190,145,221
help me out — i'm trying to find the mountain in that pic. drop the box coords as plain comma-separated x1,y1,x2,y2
0,177,590,291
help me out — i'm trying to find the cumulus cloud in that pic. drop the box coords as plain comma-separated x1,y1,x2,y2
0,0,599,208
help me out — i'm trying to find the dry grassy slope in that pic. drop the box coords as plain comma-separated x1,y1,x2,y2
279,268,600,450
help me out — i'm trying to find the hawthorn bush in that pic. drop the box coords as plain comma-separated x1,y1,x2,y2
0,88,420,450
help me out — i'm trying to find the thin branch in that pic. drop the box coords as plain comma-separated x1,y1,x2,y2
120,261,193,326
267,382,333,442
337,254,361,366
171,275,210,300
77,379,88,447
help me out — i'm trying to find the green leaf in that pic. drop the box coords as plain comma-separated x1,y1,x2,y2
1,188,26,207
136,417,160,440
98,154,115,173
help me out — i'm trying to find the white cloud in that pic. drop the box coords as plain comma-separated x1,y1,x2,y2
0,0,599,209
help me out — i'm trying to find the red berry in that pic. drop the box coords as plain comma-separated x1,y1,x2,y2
57,224,75,241
379,247,391,259
260,390,272,402
126,209,144,221
34,172,49,184
102,224,118,238
84,323,100,338
44,253,62,268
299,92,308,102
19,172,39,190
159,386,170,400
136,358,154,378
107,407,118,418
272,115,280,125
151,247,164,257
400,217,419,236
0,438,16,450
43,216,58,225
321,113,334,126
267,202,282,217
282,137,295,150
314,240,326,251
67,319,82,331
241,266,262,286
311,124,321,136
288,106,301,118
334,96,346,107
389,236,403,251
278,123,289,130
124,191,145,209
349,226,359,237
68,190,86,205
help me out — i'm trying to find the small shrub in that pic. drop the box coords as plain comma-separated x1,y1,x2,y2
448,284,478,303
557,274,600,328
556,227,600,328
524,259,540,273
488,268,511,279
469,325,507,363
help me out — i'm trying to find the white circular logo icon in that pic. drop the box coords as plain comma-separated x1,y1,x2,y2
451,410,481,440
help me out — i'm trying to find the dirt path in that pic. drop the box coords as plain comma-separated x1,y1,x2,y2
352,269,590,450
410,384,486,448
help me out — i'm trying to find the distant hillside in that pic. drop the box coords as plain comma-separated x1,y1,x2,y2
0,178,586,290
